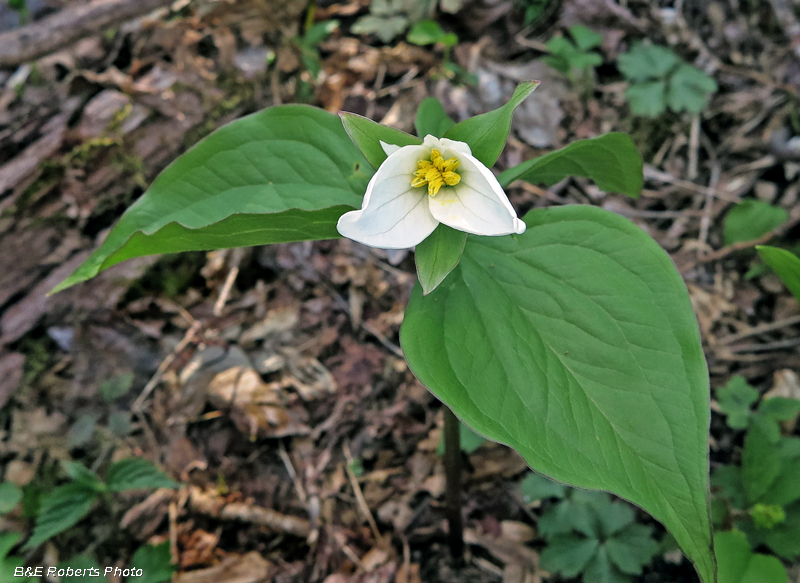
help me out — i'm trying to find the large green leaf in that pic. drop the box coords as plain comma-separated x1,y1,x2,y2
444,81,540,167
497,133,643,198
757,245,800,302
340,112,421,169
400,205,714,583
52,105,372,293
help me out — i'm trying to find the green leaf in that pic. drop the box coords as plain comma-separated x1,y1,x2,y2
593,498,636,539
0,482,22,514
606,524,660,575
401,205,715,583
406,19,445,45
129,543,174,583
415,224,467,295
105,458,177,492
742,421,782,503
749,501,800,560
498,133,643,198
24,484,98,549
59,555,103,583
711,465,748,509
52,106,372,293
100,373,135,402
757,245,800,301
618,44,681,81
0,533,35,583
520,472,567,503
351,14,409,43
667,64,717,113
569,25,603,51
626,81,667,117
584,547,630,583
540,495,598,538
340,112,421,169
415,97,456,138
540,534,599,577
716,375,758,429
444,81,540,167
724,200,788,246
64,462,105,493
715,530,788,583
760,446,800,506
759,398,800,422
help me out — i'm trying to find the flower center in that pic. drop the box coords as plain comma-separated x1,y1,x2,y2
411,149,461,196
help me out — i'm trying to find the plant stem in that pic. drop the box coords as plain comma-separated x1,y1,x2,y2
443,405,464,562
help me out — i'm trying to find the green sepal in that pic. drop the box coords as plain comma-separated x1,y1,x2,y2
415,224,467,295
444,81,540,167
340,112,422,169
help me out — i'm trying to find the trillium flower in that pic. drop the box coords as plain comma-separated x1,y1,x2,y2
337,135,526,249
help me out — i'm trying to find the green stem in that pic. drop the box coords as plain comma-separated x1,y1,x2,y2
443,405,464,562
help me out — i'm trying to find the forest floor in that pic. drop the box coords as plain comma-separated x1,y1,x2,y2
1,0,800,581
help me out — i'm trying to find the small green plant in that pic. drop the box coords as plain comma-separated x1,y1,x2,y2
714,530,788,583
712,376,800,560
532,484,660,583
351,0,436,43
406,20,475,84
756,245,800,302
24,458,177,549
295,20,339,79
543,25,603,81
723,199,788,246
129,542,175,583
515,0,551,26
618,43,717,116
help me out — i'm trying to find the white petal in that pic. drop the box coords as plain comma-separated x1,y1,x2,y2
427,150,525,236
380,141,402,156
337,144,439,249
421,135,472,156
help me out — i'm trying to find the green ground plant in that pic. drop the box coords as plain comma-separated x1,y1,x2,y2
618,43,717,116
543,25,603,82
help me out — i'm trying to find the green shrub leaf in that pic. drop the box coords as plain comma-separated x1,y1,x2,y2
626,81,667,117
540,535,599,577
52,106,372,293
24,484,98,549
498,133,643,198
520,472,567,503
340,112,421,169
715,530,787,583
415,224,467,295
64,462,105,493
667,64,717,113
444,81,540,167
415,97,456,138
757,245,800,301
105,458,177,492
401,205,714,583
0,482,22,514
724,200,788,245
716,375,758,429
129,542,174,583
618,44,681,81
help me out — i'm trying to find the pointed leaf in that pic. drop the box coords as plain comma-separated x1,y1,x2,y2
105,458,177,492
606,524,660,574
497,133,643,198
742,420,782,503
415,224,467,295
724,200,788,245
757,245,800,301
52,106,372,293
129,542,174,583
540,534,599,577
24,484,98,549
444,81,540,167
584,547,631,583
64,462,105,493
340,112,422,169
715,530,788,583
401,205,715,583
415,97,456,138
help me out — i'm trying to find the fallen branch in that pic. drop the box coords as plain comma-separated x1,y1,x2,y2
188,486,311,538
0,0,173,67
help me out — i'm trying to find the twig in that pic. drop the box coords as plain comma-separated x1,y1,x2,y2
278,442,308,505
343,443,382,543
688,115,700,181
728,337,800,353
0,0,173,66
718,315,800,346
697,164,722,250
189,486,312,538
643,166,740,203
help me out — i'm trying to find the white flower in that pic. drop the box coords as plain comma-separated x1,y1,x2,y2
337,135,526,249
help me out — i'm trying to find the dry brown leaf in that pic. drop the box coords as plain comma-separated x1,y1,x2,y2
176,552,271,583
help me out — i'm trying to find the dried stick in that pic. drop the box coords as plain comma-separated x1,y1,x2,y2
443,406,464,562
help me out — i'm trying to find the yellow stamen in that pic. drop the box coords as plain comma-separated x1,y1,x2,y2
411,148,461,196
